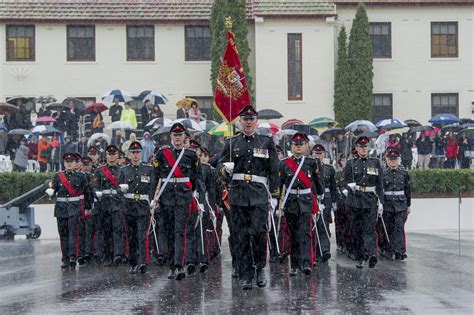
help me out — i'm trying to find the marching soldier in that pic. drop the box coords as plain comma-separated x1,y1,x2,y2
343,136,384,268
92,145,126,266
278,133,323,276
119,141,156,274
312,144,337,262
217,105,279,290
380,148,411,260
153,123,199,280
78,156,94,265
46,152,89,269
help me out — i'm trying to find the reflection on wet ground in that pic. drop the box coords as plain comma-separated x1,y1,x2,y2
0,231,473,314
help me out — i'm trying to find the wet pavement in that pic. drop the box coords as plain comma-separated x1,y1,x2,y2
0,230,473,314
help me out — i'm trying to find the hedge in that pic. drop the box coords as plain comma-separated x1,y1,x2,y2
0,170,472,204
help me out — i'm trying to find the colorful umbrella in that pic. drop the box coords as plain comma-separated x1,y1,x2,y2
138,90,168,105
102,89,133,103
176,98,198,109
85,102,108,113
345,120,377,132
309,117,337,129
257,122,280,134
199,120,219,132
429,113,459,125
208,123,233,137
376,118,407,128
36,116,56,123
281,119,304,130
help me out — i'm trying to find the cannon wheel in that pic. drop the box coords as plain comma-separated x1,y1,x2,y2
1,225,15,240
27,224,41,239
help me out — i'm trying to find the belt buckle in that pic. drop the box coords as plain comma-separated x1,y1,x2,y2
359,186,366,192
296,187,300,195
134,194,140,201
244,174,252,182
65,197,69,202
109,189,113,194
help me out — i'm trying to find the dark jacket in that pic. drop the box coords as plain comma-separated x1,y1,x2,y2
119,162,156,216
416,137,433,155
320,163,337,207
93,164,123,213
383,167,411,212
51,170,89,218
109,104,122,122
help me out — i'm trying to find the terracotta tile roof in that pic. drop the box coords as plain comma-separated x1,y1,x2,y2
0,0,336,23
335,0,473,5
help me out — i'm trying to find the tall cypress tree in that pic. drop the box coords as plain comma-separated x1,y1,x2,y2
347,3,373,121
334,26,352,126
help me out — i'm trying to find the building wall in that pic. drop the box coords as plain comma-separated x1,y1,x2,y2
337,5,474,124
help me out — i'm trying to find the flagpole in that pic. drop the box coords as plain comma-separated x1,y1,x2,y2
226,17,233,163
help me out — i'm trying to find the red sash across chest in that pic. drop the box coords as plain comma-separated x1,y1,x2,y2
58,172,79,196
283,158,318,214
100,166,119,187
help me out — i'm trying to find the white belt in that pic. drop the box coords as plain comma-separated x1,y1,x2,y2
288,188,311,195
161,177,190,183
57,195,84,202
355,185,376,193
101,189,118,195
325,188,331,193
384,190,405,196
232,173,268,185
124,193,150,202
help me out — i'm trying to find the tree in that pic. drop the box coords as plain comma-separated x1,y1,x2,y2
347,3,373,122
333,26,352,126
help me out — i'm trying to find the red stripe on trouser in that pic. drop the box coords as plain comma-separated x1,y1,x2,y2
182,207,192,267
145,217,151,265
309,217,314,268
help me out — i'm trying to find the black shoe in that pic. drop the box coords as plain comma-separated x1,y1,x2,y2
83,254,91,263
199,263,208,273
139,264,148,274
77,257,85,266
241,279,253,290
356,260,364,269
93,255,102,265
322,252,331,262
167,269,176,279
175,267,186,280
368,256,377,268
381,250,394,260
256,269,267,288
129,265,138,274
302,266,312,276
103,259,112,267
186,263,195,275
156,256,165,266
289,267,299,277
69,260,76,268
61,261,69,269
232,267,239,278
395,252,406,261
113,256,123,266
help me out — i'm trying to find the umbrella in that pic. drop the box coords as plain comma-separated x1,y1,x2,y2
208,123,233,137
36,116,56,123
31,125,62,134
87,133,111,147
102,89,133,103
46,102,70,111
281,119,304,130
174,118,203,132
320,127,344,139
151,126,172,137
6,96,29,105
376,118,407,128
441,124,464,134
345,120,377,132
146,117,173,128
410,125,433,133
404,119,421,128
257,122,280,134
459,118,473,125
62,97,85,111
309,117,337,129
35,95,57,104
383,127,410,136
85,102,108,113
460,127,474,138
0,102,18,115
429,113,459,125
198,120,219,132
0,123,8,131
138,90,168,105
39,126,62,136
358,131,379,138
257,109,283,120
176,98,198,109
105,121,134,130
8,129,31,136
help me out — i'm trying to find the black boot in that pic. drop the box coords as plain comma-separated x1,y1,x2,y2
368,256,377,268
241,279,253,290
61,260,69,270
113,256,123,266
128,265,138,274
69,260,76,269
289,267,299,277
356,260,364,269
167,269,176,279
77,257,85,266
256,269,267,288
322,252,331,262
186,263,196,275
175,267,186,280
199,263,208,273
139,264,148,274
232,267,239,278
302,266,312,276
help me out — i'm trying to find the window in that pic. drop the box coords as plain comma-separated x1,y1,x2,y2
6,25,35,61
369,22,391,58
431,93,458,116
185,25,211,61
127,25,155,61
67,25,95,61
288,33,302,100
372,94,393,123
186,96,213,119
431,22,458,58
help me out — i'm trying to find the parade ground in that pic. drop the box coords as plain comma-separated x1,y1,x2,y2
0,199,473,314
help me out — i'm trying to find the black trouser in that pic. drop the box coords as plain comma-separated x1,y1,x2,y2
351,206,378,260
96,211,125,261
286,212,312,269
223,206,236,267
161,203,192,269
269,209,289,259
231,203,268,281
77,215,86,258
39,162,48,172
316,207,332,256
125,214,150,267
382,210,408,254
87,214,99,257
334,201,347,250
196,210,212,265
401,159,412,170
153,207,169,262
56,215,79,262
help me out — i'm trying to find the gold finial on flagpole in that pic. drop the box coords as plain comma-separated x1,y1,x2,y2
225,16,233,31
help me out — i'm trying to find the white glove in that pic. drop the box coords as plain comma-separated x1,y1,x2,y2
45,188,54,197
95,191,103,199
270,198,278,209
378,204,384,216
319,203,325,213
150,200,156,210
223,162,235,174
407,207,411,215
342,189,348,197
119,184,129,193
348,183,356,192
193,191,199,199
332,202,337,212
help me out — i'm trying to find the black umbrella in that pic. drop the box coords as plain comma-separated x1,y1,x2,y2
39,126,63,136
151,126,172,138
35,95,57,104
62,97,85,111
7,128,31,136
257,109,283,120
359,131,379,138
0,103,18,115
46,102,70,111
320,127,344,139
411,125,432,133
404,119,422,127
441,124,464,134
459,118,474,125
6,96,29,105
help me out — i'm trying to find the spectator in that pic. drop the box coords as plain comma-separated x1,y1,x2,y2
444,132,458,169
13,138,29,172
188,101,201,122
109,97,122,122
91,109,104,133
27,135,39,161
111,130,126,148
54,110,68,133
37,101,51,117
0,130,7,154
77,135,89,157
141,100,152,125
121,132,137,156
50,136,61,171
416,131,433,169
386,135,400,149
354,124,366,136
321,133,336,161
64,107,77,140
63,135,77,155
30,109,38,127
336,133,349,159
8,99,31,130
176,105,188,119
38,137,51,172
458,133,471,169
140,132,155,162
120,102,137,139
150,104,164,119
433,130,445,168
400,133,413,169
6,135,21,161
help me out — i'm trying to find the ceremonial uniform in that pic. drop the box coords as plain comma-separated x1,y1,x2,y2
119,142,156,273
77,156,94,265
217,105,279,289
343,136,384,268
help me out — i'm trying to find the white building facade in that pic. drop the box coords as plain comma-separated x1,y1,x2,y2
0,0,472,127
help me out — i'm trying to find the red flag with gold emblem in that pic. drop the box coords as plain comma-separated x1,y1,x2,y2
213,31,251,123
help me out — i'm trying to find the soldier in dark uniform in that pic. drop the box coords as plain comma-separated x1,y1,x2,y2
46,152,89,269
86,146,101,263
153,123,199,280
334,158,349,254
119,141,155,274
217,105,279,290
380,148,411,260
87,146,100,165
278,133,323,276
92,145,126,266
343,136,384,268
78,156,94,265
312,144,337,262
